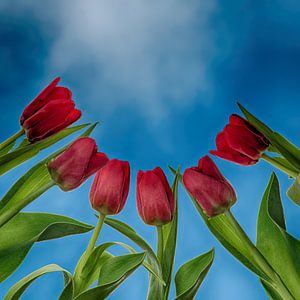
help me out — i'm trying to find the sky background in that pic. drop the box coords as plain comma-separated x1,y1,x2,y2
0,0,300,299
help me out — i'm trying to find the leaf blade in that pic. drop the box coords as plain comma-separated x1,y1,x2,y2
175,248,214,300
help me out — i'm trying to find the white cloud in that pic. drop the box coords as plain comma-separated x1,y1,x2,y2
0,0,217,122
45,0,217,121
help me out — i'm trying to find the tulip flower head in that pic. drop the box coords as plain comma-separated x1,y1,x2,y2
210,114,269,165
90,159,130,215
136,167,174,226
183,156,236,217
48,137,108,191
21,77,82,143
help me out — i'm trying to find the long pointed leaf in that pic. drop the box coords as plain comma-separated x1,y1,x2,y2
0,123,89,176
0,123,98,226
161,167,180,299
175,248,214,300
4,264,73,300
0,213,93,283
257,173,300,299
104,218,163,300
74,253,145,300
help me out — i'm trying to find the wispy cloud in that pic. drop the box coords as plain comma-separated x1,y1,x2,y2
44,0,217,121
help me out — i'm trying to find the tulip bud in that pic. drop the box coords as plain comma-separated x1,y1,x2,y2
90,159,130,215
136,167,174,226
21,77,82,143
48,137,109,191
183,156,236,217
210,114,269,166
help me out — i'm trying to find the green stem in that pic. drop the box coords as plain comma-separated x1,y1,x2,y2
224,210,294,300
0,181,55,228
156,225,164,268
86,213,105,256
0,129,24,152
74,213,106,295
262,153,298,178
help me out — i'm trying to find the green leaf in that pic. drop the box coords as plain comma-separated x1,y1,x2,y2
257,173,300,299
287,174,300,205
168,166,270,282
161,167,180,300
74,252,145,300
0,123,98,227
175,248,214,300
0,123,89,176
238,103,300,171
0,212,93,283
0,141,16,156
4,264,73,300
104,218,163,300
74,241,163,295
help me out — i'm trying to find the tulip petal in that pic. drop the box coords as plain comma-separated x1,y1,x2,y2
48,137,97,191
224,124,266,160
153,167,174,214
137,171,173,225
20,77,60,125
90,159,129,215
198,156,225,181
183,168,236,217
210,132,257,165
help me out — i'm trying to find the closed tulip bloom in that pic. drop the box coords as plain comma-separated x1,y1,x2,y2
48,137,109,191
210,114,269,166
136,167,174,226
21,77,82,142
183,156,236,217
90,159,130,215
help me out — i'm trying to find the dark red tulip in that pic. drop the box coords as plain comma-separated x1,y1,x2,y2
20,77,82,142
210,114,269,166
90,159,130,215
136,167,174,226
183,156,236,217
48,137,109,191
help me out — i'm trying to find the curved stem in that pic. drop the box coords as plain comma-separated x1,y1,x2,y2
0,129,25,152
156,225,164,268
224,210,294,300
262,153,298,178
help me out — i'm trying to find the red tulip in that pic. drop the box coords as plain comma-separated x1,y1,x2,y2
48,137,109,191
136,167,174,226
20,77,82,142
210,114,269,165
90,159,130,215
183,156,236,217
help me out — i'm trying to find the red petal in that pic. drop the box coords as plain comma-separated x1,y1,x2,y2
20,77,60,125
152,167,174,214
136,170,173,225
48,137,97,191
183,167,236,217
198,155,225,181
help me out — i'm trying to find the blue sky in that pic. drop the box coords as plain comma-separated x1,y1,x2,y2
1,1,300,299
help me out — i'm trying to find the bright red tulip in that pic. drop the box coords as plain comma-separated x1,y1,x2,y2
210,114,269,165
21,77,82,142
48,137,109,191
90,159,130,215
136,167,174,226
183,156,236,217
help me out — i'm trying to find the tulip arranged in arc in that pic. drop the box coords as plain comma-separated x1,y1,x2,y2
136,167,174,226
210,114,269,166
20,77,82,142
183,155,236,217
48,137,109,191
90,159,130,215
